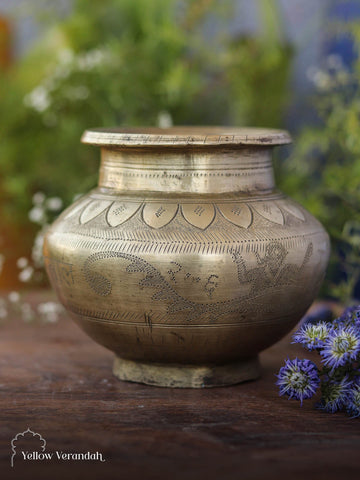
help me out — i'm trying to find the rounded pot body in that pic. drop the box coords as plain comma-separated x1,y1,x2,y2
44,127,330,387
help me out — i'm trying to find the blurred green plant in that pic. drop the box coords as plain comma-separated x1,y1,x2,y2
226,0,293,127
277,23,360,303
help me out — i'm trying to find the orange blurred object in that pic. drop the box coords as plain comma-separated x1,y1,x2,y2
0,15,12,69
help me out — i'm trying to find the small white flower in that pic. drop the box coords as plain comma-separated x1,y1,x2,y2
158,111,173,128
46,197,63,211
29,206,46,224
19,266,34,283
58,48,74,65
32,192,46,205
8,291,20,303
37,301,63,313
313,70,331,90
306,66,333,90
37,301,64,323
24,85,51,112
76,48,110,71
16,257,28,269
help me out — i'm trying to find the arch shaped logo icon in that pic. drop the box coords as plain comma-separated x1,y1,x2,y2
11,428,46,467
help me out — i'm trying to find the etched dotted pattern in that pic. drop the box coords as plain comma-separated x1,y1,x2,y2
81,241,314,323
75,198,306,230
101,168,271,179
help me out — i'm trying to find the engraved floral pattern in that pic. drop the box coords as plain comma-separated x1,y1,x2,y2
67,196,306,230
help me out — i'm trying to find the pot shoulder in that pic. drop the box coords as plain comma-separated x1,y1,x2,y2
45,190,330,298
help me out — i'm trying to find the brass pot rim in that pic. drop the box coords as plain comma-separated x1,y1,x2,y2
81,126,292,148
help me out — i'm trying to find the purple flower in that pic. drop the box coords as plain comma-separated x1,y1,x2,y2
354,310,360,330
320,325,360,369
276,358,320,405
346,378,360,418
292,321,330,350
334,306,360,329
317,376,353,413
341,305,358,319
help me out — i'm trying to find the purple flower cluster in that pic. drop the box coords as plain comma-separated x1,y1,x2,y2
277,305,360,417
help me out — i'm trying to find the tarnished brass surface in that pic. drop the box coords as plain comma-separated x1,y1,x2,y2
44,127,330,387
113,356,260,388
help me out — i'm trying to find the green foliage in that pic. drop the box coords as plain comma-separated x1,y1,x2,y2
225,0,293,127
277,24,360,303
0,0,292,231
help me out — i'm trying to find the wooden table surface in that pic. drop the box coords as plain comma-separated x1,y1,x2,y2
1,291,359,480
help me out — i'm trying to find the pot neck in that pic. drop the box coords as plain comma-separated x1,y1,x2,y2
98,146,276,195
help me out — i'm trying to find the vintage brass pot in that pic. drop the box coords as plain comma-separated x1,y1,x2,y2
44,127,330,388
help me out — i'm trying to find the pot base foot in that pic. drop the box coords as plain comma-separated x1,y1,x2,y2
112,356,260,388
